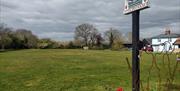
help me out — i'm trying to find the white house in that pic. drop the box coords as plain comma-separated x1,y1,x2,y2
151,30,180,52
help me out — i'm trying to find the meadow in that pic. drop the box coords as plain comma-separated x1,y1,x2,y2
0,49,179,91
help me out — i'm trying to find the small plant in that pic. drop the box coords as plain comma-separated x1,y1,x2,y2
116,87,124,91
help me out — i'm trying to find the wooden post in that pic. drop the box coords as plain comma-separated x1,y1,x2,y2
132,10,140,91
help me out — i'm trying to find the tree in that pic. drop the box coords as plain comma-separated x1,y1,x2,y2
96,33,103,47
127,32,132,43
68,41,75,49
15,29,38,48
104,28,122,48
112,38,124,50
38,38,54,49
0,25,13,50
74,23,98,47
89,28,98,47
73,39,83,48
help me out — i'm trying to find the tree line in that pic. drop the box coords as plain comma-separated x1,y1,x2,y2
0,23,131,51
74,23,127,50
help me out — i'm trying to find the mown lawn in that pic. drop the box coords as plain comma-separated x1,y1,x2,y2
0,49,179,91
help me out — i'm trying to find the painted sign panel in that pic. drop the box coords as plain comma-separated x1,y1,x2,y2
124,0,150,14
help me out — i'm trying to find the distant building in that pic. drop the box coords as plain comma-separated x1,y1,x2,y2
173,37,180,53
151,30,180,52
174,37,180,47
123,42,132,49
142,38,151,46
123,40,144,50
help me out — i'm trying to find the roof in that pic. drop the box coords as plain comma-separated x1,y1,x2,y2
123,41,132,44
142,38,152,44
174,37,180,45
152,33,180,39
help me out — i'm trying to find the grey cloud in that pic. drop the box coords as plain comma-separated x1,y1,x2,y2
38,32,74,41
1,0,180,40
0,1,18,9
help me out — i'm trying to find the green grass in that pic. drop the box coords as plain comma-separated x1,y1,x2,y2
0,49,179,91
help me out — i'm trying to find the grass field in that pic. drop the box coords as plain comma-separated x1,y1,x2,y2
0,49,179,91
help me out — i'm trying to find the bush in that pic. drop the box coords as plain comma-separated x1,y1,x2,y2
111,39,124,50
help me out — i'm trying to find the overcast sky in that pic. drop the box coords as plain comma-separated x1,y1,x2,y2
0,0,180,41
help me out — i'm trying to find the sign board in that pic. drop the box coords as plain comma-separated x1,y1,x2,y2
124,0,150,14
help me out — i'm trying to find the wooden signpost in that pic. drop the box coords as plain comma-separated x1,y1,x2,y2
124,0,150,91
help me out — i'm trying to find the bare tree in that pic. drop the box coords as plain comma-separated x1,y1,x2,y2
96,33,103,47
89,28,98,47
104,28,122,48
74,23,98,46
